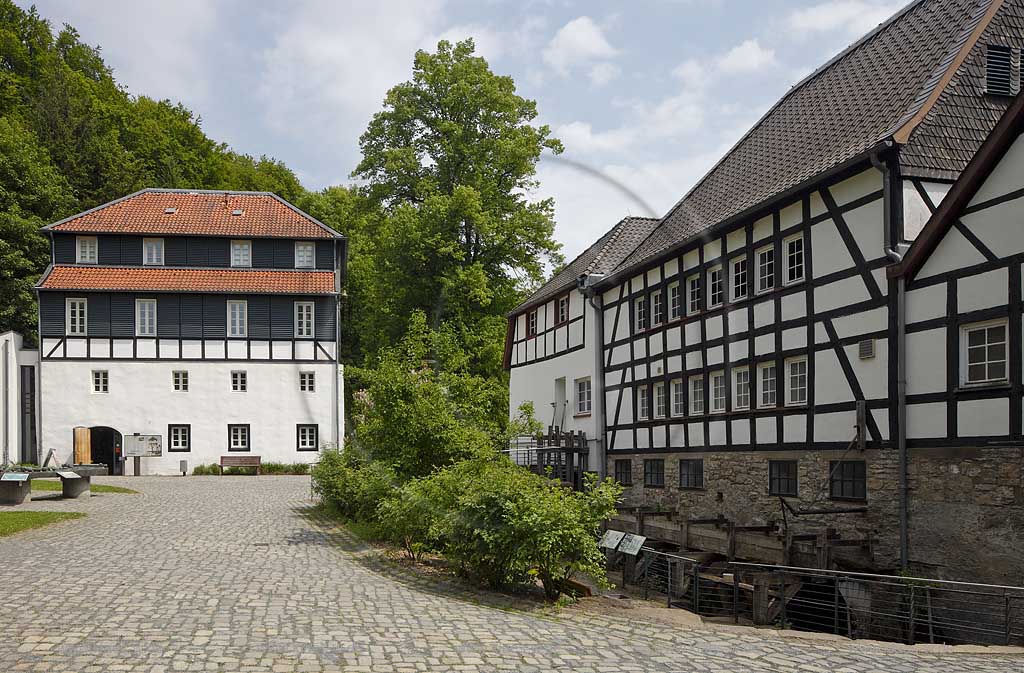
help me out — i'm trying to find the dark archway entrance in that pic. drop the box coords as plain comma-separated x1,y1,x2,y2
89,427,123,475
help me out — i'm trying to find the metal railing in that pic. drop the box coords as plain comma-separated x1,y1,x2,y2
618,549,1024,646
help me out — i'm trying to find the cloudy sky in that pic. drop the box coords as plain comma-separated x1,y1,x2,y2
20,0,904,261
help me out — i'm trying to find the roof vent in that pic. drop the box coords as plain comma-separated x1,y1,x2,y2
231,209,244,216
986,45,1015,96
164,207,177,214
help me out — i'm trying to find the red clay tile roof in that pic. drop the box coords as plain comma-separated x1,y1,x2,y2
45,189,338,239
37,266,336,295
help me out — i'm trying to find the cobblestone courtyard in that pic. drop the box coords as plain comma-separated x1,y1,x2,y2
1,476,1022,672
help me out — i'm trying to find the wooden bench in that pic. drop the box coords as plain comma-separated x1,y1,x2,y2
219,455,262,475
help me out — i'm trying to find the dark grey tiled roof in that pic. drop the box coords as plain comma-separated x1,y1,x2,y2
617,0,989,272
513,216,660,313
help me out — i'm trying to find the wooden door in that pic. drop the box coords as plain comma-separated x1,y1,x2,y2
73,426,91,465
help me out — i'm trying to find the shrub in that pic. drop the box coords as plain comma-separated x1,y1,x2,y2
311,448,398,522
191,462,311,476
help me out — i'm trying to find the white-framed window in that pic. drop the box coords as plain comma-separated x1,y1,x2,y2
172,370,188,392
668,282,681,320
91,370,108,393
299,371,315,392
295,301,314,338
962,320,1008,386
227,300,247,337
231,370,247,392
759,362,777,408
671,378,685,416
557,295,569,324
708,266,724,308
294,241,315,268
228,424,250,451
136,298,157,337
732,257,748,301
76,236,98,264
637,384,650,420
143,238,164,265
687,275,701,314
786,357,808,406
575,377,592,415
734,367,750,409
652,290,664,326
636,297,649,331
230,240,252,267
168,425,190,452
66,298,87,336
654,382,667,418
690,375,705,415
757,246,774,293
527,310,538,337
785,236,804,285
711,371,726,412
297,424,319,451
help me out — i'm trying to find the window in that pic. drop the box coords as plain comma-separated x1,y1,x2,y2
231,370,247,392
143,238,164,265
295,241,315,268
230,240,251,267
687,275,701,314
644,459,665,488
769,460,798,496
671,379,685,417
66,298,87,336
708,267,724,308
962,320,1008,386
759,362,777,408
654,382,667,418
637,385,650,420
76,236,98,264
732,257,748,301
986,44,1014,96
228,424,250,452
734,368,750,410
172,370,189,392
711,371,726,413
757,247,774,293
786,357,808,406
785,236,804,284
614,459,632,485
690,376,705,414
830,460,867,501
227,300,247,338
168,425,190,452
679,459,704,490
652,290,664,326
295,301,314,338
527,310,538,337
299,371,315,392
557,295,569,325
92,370,108,393
136,299,157,337
297,424,319,451
668,282,681,320
636,297,649,331
575,377,592,415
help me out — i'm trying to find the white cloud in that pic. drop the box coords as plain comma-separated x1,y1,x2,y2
716,39,777,74
555,121,636,154
542,16,618,76
672,59,708,90
588,62,621,86
786,1,903,39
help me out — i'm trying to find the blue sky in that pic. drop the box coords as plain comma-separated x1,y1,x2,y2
21,0,905,261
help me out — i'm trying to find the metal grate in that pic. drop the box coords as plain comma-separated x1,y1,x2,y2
987,45,1014,96
858,339,875,360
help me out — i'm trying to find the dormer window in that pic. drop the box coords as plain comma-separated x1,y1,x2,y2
986,45,1015,96
295,241,315,268
76,236,98,264
231,240,251,267
164,207,177,214
143,238,164,265
231,209,244,216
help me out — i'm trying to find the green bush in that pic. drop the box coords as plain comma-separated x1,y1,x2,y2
191,462,311,476
311,448,398,522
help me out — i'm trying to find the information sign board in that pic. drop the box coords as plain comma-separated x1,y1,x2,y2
56,470,81,480
0,472,29,482
599,529,626,550
124,434,162,457
617,533,647,556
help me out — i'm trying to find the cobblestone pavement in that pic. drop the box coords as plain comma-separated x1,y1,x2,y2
2,476,1022,672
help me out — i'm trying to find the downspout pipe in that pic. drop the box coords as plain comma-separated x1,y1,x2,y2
3,338,9,466
579,274,607,479
874,147,910,571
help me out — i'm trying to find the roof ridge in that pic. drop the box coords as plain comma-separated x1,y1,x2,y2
585,216,658,276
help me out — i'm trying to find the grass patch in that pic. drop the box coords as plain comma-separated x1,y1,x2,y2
30,479,138,494
0,511,85,537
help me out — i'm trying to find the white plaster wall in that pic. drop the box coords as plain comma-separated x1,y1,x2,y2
40,359,339,475
902,180,951,241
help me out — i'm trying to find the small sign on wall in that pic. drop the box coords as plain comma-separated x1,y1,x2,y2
124,434,162,457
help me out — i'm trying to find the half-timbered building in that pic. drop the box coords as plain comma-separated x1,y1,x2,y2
506,0,1024,582
33,189,347,475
